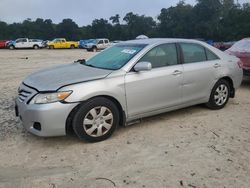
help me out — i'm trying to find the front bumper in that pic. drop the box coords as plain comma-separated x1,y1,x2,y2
15,98,78,137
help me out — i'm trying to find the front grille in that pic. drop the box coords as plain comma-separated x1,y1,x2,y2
17,83,37,103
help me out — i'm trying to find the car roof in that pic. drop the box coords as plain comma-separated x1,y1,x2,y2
123,38,203,45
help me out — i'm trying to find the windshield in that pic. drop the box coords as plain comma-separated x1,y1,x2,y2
82,43,146,70
52,38,62,42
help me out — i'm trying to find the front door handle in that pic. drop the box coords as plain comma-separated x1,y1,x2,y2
213,63,221,68
172,70,182,75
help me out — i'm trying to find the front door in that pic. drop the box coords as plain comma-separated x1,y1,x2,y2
125,43,183,118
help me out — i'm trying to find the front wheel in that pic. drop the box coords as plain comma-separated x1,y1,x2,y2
206,79,230,110
70,45,75,49
9,45,15,50
92,46,97,52
33,45,39,49
72,97,119,142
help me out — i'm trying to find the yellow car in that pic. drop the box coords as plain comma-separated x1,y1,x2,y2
48,38,79,49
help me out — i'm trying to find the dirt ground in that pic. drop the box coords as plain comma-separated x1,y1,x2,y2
0,49,249,188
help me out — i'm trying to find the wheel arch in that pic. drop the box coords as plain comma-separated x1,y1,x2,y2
65,95,126,135
219,76,235,98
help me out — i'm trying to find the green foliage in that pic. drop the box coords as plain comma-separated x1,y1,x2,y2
0,1,249,41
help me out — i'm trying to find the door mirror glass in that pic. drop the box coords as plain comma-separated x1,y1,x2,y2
134,61,152,72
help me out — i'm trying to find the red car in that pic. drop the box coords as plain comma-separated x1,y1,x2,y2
0,40,7,48
226,38,250,76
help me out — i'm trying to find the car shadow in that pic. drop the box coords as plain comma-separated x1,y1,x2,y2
241,77,250,88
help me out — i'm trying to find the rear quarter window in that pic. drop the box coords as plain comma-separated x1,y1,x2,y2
205,48,219,60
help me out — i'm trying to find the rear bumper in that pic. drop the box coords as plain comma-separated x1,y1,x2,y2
15,98,78,137
243,67,250,76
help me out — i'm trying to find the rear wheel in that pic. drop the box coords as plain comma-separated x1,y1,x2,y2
206,79,230,110
70,45,75,49
72,97,119,142
49,45,54,49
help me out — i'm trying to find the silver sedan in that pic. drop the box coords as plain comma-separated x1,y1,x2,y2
15,38,243,142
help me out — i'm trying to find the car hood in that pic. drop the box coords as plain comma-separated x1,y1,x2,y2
23,63,113,91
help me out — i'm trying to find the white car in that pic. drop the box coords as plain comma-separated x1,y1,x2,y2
9,38,44,49
85,39,111,52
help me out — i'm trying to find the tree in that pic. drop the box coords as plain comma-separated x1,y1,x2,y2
90,18,112,39
56,19,80,40
157,1,193,38
123,12,156,39
109,14,120,25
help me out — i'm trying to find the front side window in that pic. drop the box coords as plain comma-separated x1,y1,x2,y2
98,40,104,44
16,39,27,43
83,43,146,70
104,40,109,43
139,43,178,68
180,43,206,64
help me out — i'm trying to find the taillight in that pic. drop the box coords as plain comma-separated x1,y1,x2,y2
237,60,243,68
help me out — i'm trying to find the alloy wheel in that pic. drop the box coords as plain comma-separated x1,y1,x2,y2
214,84,228,106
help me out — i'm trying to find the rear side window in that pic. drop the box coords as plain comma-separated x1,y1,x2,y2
104,40,109,43
139,43,178,68
205,48,219,60
180,43,206,64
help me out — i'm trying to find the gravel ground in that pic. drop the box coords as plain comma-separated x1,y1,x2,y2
0,49,249,188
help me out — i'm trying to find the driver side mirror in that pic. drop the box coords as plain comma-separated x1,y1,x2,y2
134,61,152,72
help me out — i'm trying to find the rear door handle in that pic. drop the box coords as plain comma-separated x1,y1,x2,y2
172,70,182,75
213,63,221,68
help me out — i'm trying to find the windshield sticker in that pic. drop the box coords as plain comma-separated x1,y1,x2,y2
121,49,137,54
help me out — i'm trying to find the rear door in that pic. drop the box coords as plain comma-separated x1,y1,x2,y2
179,42,221,103
125,43,183,118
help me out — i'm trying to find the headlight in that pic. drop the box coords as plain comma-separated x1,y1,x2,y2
30,91,72,104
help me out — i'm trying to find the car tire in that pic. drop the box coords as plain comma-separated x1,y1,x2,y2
92,47,97,52
33,45,39,49
70,45,75,49
9,45,14,50
49,45,54,49
206,79,230,110
72,97,119,142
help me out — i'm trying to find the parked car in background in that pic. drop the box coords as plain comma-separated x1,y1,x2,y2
47,38,79,49
226,38,250,76
41,40,50,48
8,38,43,49
6,40,15,48
84,38,111,52
79,39,93,49
214,41,235,51
15,38,242,142
110,40,123,46
0,40,7,48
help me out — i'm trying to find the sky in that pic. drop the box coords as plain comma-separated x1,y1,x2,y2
0,0,249,26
